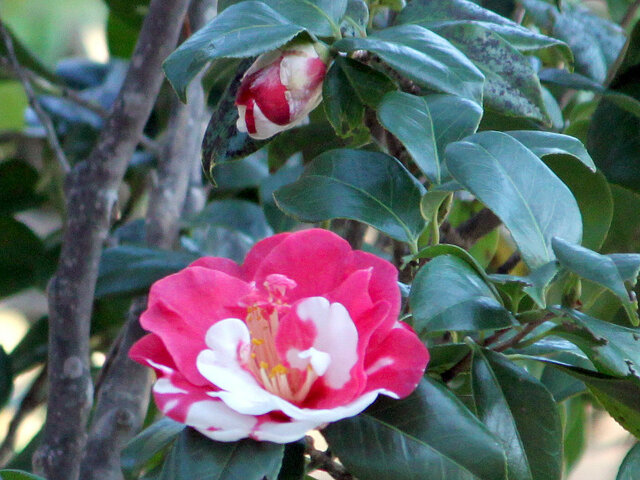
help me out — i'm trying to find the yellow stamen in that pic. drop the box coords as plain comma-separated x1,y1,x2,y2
259,361,269,370
250,353,256,359
252,338,264,346
269,364,288,378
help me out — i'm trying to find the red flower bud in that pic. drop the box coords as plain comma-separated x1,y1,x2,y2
235,43,328,140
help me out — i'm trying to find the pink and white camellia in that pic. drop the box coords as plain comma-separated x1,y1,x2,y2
130,229,429,443
235,42,328,140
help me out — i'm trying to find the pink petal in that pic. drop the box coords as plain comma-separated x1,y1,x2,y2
189,256,242,277
140,267,251,385
363,323,429,399
251,229,353,300
242,232,291,280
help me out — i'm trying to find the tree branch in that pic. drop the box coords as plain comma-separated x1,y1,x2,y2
32,1,191,478
78,6,211,478
306,436,353,480
0,20,70,173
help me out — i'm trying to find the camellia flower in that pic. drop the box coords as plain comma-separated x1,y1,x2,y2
130,229,429,443
235,42,329,140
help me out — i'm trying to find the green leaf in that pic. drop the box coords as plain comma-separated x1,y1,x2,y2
0,471,47,480
186,199,273,240
427,343,470,373
159,429,283,480
261,0,346,37
0,24,58,82
412,243,496,286
553,308,640,380
563,396,588,473
122,419,185,479
106,12,139,58
0,217,46,299
543,156,612,251
428,23,549,122
532,359,640,438
471,346,563,480
324,377,507,480
334,24,484,104
277,441,305,480
377,92,482,183
163,2,306,101
341,0,368,37
522,261,560,308
96,247,198,298
104,0,149,28
539,69,640,118
505,131,595,171
0,160,44,215
410,254,515,334
322,60,367,140
552,238,637,324
520,0,625,82
259,164,304,233
397,0,572,64
445,131,582,268
617,443,640,480
211,150,270,191
602,186,640,254
609,254,640,285
273,149,426,244
0,347,12,409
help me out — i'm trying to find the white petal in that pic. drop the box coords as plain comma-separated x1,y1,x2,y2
253,418,321,443
236,105,248,133
197,318,282,415
153,378,189,395
186,400,257,442
251,102,286,140
273,389,383,423
296,297,359,389
280,53,315,92
289,347,331,376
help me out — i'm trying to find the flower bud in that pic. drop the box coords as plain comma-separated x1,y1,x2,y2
235,42,329,140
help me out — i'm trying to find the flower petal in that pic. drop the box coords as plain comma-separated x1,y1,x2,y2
187,400,258,442
189,257,242,278
141,268,251,385
196,318,280,415
252,416,321,443
363,323,429,399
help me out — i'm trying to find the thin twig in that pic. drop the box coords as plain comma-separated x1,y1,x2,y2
0,20,70,173
32,0,191,478
621,0,640,29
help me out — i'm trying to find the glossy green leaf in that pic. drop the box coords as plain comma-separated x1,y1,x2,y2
617,443,640,480
410,254,515,334
0,217,46,299
212,150,270,191
324,377,507,480
539,69,640,118
261,0,347,37
0,471,47,480
159,429,283,480
274,149,426,243
397,0,571,64
608,254,640,285
471,346,563,480
563,396,588,473
378,92,482,183
552,238,636,324
544,156,612,251
505,131,595,171
520,0,625,82
532,359,640,438
427,343,470,373
185,199,273,240
341,0,368,37
334,24,484,104
322,60,367,140
587,22,640,192
429,23,548,122
163,2,306,101
553,308,640,379
259,164,304,233
96,247,198,298
331,56,396,108
0,347,12,409
445,131,582,268
602,186,640,254
122,418,185,479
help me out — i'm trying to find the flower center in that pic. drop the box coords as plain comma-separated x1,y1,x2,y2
242,275,318,403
